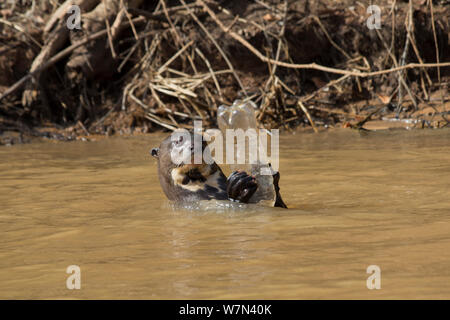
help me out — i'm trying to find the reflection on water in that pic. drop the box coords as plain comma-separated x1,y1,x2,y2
0,129,449,299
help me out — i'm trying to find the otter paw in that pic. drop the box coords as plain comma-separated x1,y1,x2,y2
226,171,258,203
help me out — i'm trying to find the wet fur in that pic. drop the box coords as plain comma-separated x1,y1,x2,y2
170,163,228,201
154,135,228,202
153,133,286,208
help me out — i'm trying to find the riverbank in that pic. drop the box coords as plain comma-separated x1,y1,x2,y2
1,115,449,147
0,0,449,145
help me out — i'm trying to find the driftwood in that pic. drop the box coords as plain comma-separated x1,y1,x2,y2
66,0,144,81
21,0,145,105
0,16,146,103
21,0,99,106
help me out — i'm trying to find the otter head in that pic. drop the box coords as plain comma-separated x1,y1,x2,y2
151,130,221,201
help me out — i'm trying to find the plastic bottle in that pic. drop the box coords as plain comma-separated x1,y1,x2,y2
217,100,276,205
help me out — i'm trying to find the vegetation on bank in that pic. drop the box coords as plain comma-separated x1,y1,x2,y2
0,0,449,145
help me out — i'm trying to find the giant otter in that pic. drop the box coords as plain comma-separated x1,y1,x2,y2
151,132,287,208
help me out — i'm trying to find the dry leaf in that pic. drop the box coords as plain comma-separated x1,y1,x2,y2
263,13,276,22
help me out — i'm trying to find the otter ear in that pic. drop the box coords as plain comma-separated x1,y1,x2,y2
151,147,159,158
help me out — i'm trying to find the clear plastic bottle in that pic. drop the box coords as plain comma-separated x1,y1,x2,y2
217,100,276,205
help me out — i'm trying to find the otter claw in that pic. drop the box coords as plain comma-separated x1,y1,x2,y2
226,171,258,203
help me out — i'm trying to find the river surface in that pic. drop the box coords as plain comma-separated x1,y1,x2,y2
0,129,449,299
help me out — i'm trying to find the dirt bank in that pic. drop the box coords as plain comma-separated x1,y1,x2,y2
0,0,449,145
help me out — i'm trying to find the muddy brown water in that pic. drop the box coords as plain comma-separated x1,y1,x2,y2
0,129,449,299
